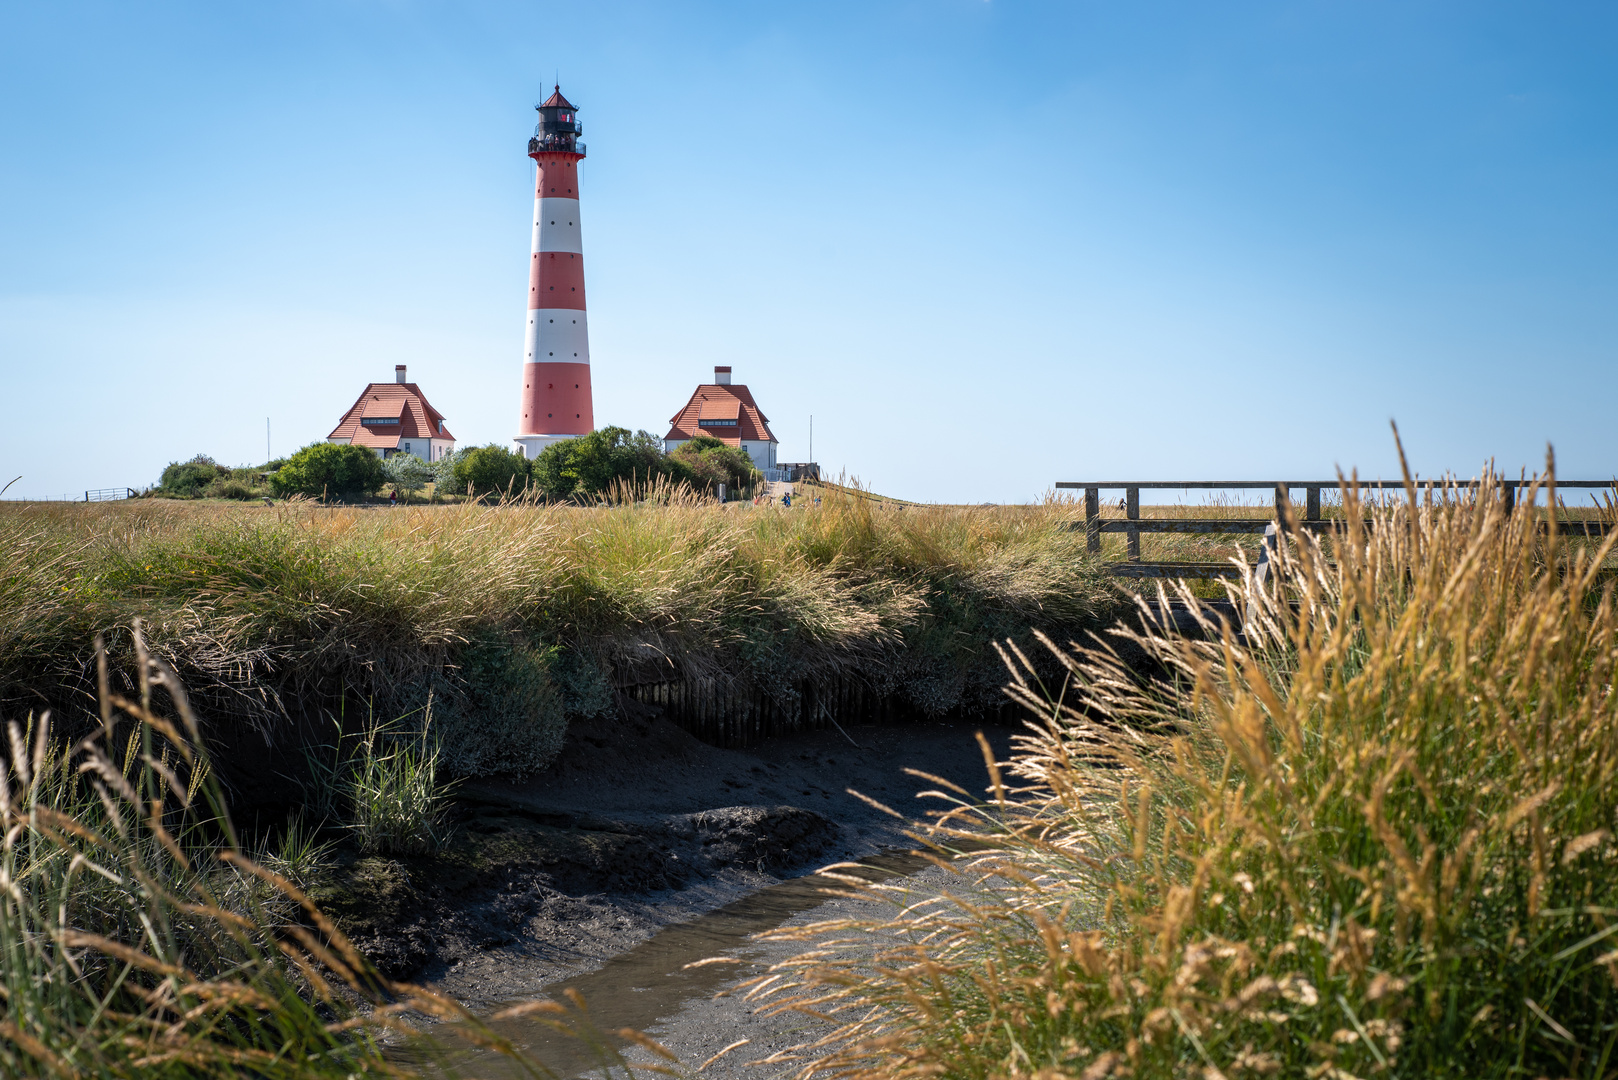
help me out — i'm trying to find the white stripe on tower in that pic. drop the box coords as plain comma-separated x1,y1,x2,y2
515,86,593,459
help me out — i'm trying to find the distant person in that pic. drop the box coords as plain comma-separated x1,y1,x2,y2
389,490,398,507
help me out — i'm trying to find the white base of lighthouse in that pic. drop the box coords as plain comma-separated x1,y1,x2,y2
513,433,575,459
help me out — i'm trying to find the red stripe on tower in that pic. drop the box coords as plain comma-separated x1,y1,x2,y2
515,86,594,459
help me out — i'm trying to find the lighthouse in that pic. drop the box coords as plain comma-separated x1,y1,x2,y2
514,86,593,459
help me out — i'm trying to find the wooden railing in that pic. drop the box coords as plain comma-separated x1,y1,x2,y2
1054,480,1616,578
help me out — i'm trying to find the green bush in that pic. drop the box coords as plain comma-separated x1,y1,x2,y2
158,454,228,497
269,442,387,499
208,478,256,500
669,435,759,494
432,639,570,776
531,426,682,501
448,444,531,498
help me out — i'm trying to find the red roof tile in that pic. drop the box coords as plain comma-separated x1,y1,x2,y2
664,382,776,445
328,382,455,450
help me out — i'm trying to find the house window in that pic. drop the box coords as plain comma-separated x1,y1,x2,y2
362,417,400,425
700,419,738,426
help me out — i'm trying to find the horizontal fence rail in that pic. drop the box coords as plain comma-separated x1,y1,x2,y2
1055,479,1617,578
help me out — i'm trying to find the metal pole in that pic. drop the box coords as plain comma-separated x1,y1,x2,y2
267,418,271,463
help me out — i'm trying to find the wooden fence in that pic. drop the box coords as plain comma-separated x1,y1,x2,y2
621,674,930,749
1055,479,1616,578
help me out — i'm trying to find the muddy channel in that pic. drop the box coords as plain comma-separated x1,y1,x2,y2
317,700,1014,1077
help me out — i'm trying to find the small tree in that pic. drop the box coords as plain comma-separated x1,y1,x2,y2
531,427,677,501
269,442,387,499
430,447,466,496
383,453,433,502
669,436,760,496
452,444,531,498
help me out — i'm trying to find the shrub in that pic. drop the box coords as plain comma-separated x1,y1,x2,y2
158,454,228,497
269,441,387,498
450,444,531,498
383,453,433,501
669,435,759,494
431,638,571,776
531,426,684,501
763,462,1618,1080
208,478,257,500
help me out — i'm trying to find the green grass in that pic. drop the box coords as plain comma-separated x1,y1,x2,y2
0,488,1121,777
755,460,1618,1079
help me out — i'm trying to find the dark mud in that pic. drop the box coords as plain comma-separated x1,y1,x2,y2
315,696,1012,1010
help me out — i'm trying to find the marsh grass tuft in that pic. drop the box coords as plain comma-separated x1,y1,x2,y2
0,622,661,1078
344,697,456,856
755,452,1618,1079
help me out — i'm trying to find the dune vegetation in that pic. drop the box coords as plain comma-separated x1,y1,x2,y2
0,628,644,1078
756,462,1618,1079
0,483,1121,781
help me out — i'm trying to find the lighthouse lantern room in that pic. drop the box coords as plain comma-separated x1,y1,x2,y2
514,86,594,459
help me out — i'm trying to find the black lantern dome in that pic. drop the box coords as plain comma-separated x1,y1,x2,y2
529,86,584,157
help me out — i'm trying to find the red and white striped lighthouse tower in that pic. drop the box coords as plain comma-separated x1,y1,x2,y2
514,86,593,458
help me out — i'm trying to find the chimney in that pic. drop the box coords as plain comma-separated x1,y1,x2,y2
714,366,732,385
395,365,407,384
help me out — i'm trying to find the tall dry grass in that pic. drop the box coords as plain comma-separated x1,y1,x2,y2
0,488,1118,769
756,458,1618,1079
0,622,664,1078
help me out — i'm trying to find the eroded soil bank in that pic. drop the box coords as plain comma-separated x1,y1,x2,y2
311,698,1012,1010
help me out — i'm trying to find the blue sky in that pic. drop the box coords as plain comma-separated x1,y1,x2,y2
2,1,1614,502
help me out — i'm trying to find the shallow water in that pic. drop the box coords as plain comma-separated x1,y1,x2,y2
406,850,934,1078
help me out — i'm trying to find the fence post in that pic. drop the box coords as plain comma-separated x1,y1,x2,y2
1503,481,1516,516
1126,486,1140,562
1306,485,1320,521
1084,487,1100,554
1273,483,1288,523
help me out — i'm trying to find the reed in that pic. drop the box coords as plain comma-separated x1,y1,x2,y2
0,622,654,1078
755,453,1618,1079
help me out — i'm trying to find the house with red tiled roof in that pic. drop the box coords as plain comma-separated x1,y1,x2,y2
327,365,457,461
663,367,780,475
